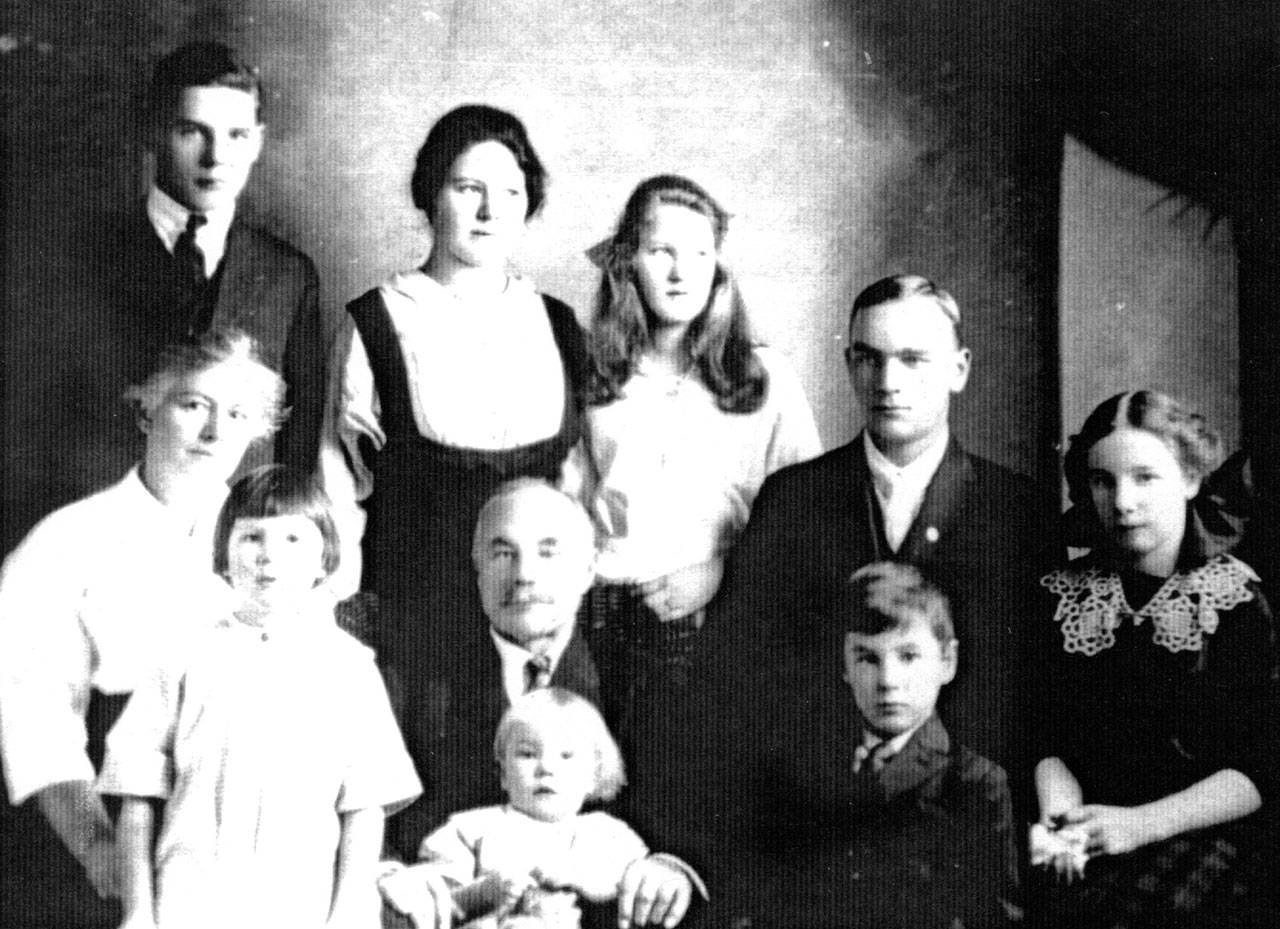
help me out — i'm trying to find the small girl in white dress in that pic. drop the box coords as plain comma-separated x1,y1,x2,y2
98,465,422,929
380,688,672,929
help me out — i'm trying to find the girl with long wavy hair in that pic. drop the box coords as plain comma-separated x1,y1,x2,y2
576,174,820,736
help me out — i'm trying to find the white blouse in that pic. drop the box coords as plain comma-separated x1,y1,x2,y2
320,270,569,596
579,346,821,583
0,468,232,805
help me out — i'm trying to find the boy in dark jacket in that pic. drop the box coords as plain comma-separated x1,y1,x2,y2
715,562,1019,929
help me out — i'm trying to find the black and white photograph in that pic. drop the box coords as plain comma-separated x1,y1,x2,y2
2,2,1279,927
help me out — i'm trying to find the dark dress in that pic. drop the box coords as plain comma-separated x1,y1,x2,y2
1031,553,1280,928
344,287,588,814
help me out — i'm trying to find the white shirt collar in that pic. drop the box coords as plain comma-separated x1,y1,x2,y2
863,428,950,492
146,184,235,275
489,619,576,705
860,723,919,760
862,430,950,552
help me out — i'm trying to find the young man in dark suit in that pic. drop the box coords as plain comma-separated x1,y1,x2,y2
41,42,323,528
701,274,1059,771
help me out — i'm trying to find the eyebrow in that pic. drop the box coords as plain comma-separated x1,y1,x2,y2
850,341,931,357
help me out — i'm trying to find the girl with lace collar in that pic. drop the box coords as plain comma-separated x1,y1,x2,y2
1030,390,1279,928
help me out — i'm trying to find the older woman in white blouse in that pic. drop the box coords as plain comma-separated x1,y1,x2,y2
0,328,284,922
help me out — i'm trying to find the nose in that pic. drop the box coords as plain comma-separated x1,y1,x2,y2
476,189,492,221
873,357,902,394
198,129,223,167
876,658,904,692
1113,478,1137,513
198,407,221,442
667,256,683,283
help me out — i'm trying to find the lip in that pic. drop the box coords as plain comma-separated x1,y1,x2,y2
874,701,910,715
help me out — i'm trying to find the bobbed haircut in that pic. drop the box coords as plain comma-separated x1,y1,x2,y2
831,562,956,646
1063,389,1224,514
493,687,626,803
146,41,262,124
122,326,286,442
588,174,767,414
213,464,340,579
848,274,964,348
410,104,546,223
471,477,596,566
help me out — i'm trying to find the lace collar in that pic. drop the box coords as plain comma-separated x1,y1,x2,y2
1041,554,1257,656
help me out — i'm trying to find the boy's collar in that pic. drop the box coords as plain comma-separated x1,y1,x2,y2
856,715,951,797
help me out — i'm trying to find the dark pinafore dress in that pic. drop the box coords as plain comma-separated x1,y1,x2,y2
344,286,587,730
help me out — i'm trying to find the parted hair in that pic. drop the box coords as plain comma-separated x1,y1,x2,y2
1063,390,1224,513
493,687,626,803
410,104,546,222
122,326,286,442
587,174,768,414
831,562,956,646
213,464,340,580
147,41,262,124
848,274,964,348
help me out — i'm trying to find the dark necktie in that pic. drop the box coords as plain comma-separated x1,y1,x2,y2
524,652,553,693
174,211,208,288
852,739,895,775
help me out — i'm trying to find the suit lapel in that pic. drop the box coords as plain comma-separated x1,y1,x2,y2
550,630,603,709
213,220,264,328
898,438,974,561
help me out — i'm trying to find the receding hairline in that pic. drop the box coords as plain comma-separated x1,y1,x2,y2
472,481,594,556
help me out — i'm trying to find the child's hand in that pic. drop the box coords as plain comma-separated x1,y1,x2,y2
117,913,157,929
1059,804,1155,857
1028,821,1088,883
378,863,461,929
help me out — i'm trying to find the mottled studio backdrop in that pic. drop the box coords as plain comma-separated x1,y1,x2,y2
5,0,1276,551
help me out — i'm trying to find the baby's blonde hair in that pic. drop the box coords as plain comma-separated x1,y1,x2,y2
493,687,626,803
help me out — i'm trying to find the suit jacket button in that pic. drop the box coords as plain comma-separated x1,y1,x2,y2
925,526,940,544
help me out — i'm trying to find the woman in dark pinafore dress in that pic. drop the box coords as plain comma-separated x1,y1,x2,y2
322,106,587,846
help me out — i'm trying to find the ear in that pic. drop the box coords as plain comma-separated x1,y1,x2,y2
1183,474,1202,501
136,407,154,435
949,347,972,395
246,123,265,164
940,638,959,685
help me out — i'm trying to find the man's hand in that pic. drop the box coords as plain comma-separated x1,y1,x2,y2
378,863,461,929
617,857,692,929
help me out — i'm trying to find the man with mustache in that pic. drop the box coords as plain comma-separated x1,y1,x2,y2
383,478,696,929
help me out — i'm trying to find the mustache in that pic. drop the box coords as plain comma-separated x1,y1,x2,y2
502,592,556,607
